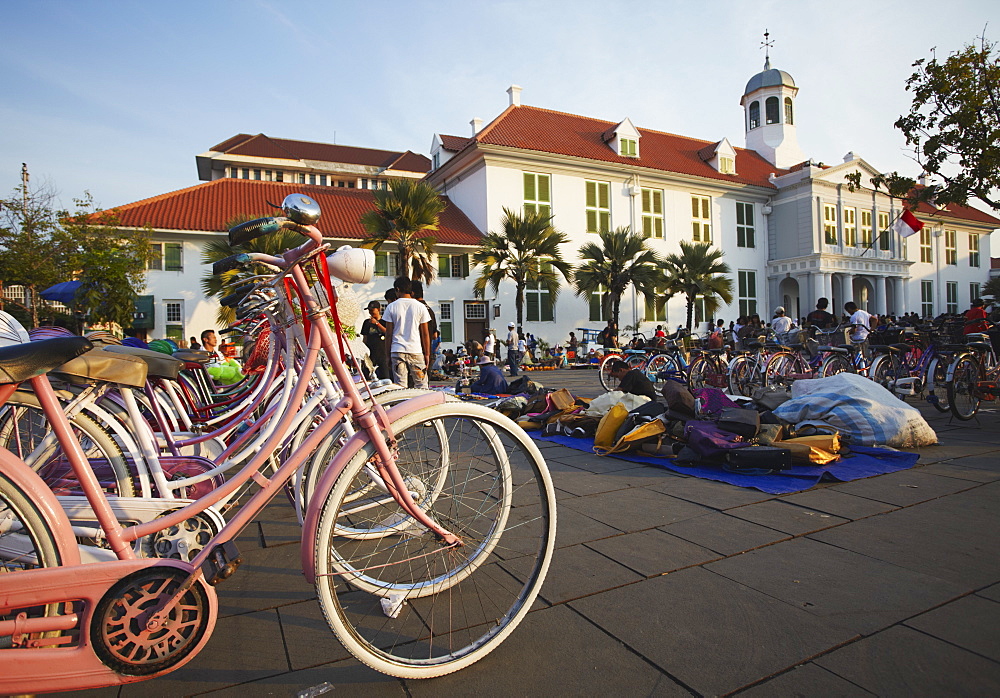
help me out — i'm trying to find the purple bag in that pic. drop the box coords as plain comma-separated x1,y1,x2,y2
684,421,750,459
691,387,741,417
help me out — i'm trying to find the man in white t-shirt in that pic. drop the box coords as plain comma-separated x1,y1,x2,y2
771,306,793,338
483,329,496,359
844,301,874,343
505,322,521,376
383,278,431,389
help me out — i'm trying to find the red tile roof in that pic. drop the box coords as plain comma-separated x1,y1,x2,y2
101,179,483,246
439,134,472,152
912,199,1000,227
449,105,785,189
208,134,431,173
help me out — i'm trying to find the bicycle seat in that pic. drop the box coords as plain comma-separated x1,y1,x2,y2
745,340,763,350
172,350,213,366
708,348,727,355
967,341,993,352
53,347,149,388
883,343,912,354
104,344,185,380
819,345,850,355
0,336,93,385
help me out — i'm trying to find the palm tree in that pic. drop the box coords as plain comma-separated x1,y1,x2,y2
201,215,307,325
573,226,662,331
662,240,734,331
360,178,446,283
472,208,572,328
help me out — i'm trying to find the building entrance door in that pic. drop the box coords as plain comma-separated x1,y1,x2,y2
464,301,488,347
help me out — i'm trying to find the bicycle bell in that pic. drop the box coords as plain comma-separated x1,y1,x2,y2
282,193,322,225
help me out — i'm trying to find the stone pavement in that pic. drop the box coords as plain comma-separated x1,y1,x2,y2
60,367,1000,697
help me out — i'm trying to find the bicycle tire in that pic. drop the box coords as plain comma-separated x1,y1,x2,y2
727,355,752,396
644,354,675,387
947,354,982,421
599,354,623,391
0,469,64,648
926,356,951,412
869,353,902,394
819,353,854,378
0,396,134,497
685,355,709,389
763,351,796,390
313,402,556,679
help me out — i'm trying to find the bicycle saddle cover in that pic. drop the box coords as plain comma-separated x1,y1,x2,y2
0,336,93,384
102,344,184,379
53,346,148,387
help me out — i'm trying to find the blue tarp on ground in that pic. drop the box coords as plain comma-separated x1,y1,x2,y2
531,432,920,494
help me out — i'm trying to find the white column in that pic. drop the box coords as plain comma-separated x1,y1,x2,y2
812,272,825,310
823,272,833,302
841,273,854,307
874,276,887,316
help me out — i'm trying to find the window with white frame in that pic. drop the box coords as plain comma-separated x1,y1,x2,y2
843,208,857,246
946,282,958,314
784,97,794,125
164,300,184,342
147,243,163,270
719,156,736,175
437,254,469,278
945,229,957,265
860,210,873,247
464,302,486,320
438,301,453,342
373,251,399,277
641,188,663,239
749,101,760,129
526,282,554,322
152,242,182,271
619,138,637,157
971,282,981,302
523,172,551,217
878,211,891,250
765,96,779,124
738,270,757,318
589,284,609,322
585,181,611,233
969,233,981,267
921,280,934,317
736,202,755,248
824,204,838,244
920,228,933,263
691,195,711,243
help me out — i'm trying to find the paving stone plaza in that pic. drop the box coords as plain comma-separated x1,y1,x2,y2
61,368,1000,697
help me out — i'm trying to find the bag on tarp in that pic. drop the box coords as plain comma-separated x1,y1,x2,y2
585,391,651,417
596,417,668,456
684,421,750,460
725,445,792,473
780,434,841,465
594,402,629,450
716,407,760,439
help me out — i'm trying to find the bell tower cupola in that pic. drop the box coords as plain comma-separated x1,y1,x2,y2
740,31,806,169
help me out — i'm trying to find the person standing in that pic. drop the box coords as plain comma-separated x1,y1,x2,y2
598,320,619,351
483,328,496,360
771,307,793,337
505,321,521,376
383,278,431,389
806,297,838,331
963,298,989,335
517,328,529,366
844,301,874,343
189,336,202,351
360,300,388,379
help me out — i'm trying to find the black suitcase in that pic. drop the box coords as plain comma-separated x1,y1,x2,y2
724,445,792,473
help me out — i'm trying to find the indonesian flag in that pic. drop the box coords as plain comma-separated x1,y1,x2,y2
893,209,924,238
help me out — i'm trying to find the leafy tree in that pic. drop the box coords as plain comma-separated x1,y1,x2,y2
64,194,153,328
981,276,1000,304
847,34,1000,211
0,185,150,329
200,214,307,326
360,178,445,283
472,208,572,328
662,241,733,331
0,184,76,327
572,226,662,331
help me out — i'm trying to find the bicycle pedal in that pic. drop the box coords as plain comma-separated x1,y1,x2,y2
201,541,243,586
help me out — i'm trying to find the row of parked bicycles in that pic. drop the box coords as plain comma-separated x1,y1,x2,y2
0,194,557,693
598,320,1000,421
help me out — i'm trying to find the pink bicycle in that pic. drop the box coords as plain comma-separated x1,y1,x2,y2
0,194,556,691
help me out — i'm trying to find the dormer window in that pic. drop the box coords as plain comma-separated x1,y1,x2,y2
603,118,641,159
619,138,637,157
720,156,736,175
432,152,440,170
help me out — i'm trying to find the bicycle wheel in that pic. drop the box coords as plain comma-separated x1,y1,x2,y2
0,469,64,649
727,355,753,396
644,354,675,388
926,356,951,412
313,402,556,679
819,353,854,378
599,354,622,391
869,353,902,393
0,396,134,497
685,355,709,389
764,351,796,390
948,354,982,421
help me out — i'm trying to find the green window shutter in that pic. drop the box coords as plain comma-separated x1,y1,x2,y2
600,212,610,232
641,189,650,212
585,181,596,208
438,254,450,277
654,218,663,238
642,217,652,238
541,294,554,322
587,211,597,233
527,293,539,322
524,173,535,201
539,204,551,217
440,321,452,343
653,190,662,214
461,254,469,278
538,175,550,203
374,252,388,276
165,243,183,271
598,182,609,209
589,291,601,321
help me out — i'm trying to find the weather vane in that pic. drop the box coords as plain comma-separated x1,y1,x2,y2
761,29,774,68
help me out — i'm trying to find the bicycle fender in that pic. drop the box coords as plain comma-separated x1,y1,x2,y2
0,446,82,566
299,390,446,584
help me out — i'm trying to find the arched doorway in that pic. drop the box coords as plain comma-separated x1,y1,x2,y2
853,278,874,313
778,277,801,322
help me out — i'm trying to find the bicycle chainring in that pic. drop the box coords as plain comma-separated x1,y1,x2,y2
91,566,210,676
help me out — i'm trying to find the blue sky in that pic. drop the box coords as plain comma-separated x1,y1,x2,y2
2,0,998,212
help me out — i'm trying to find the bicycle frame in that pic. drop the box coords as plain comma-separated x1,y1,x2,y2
0,233,461,693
